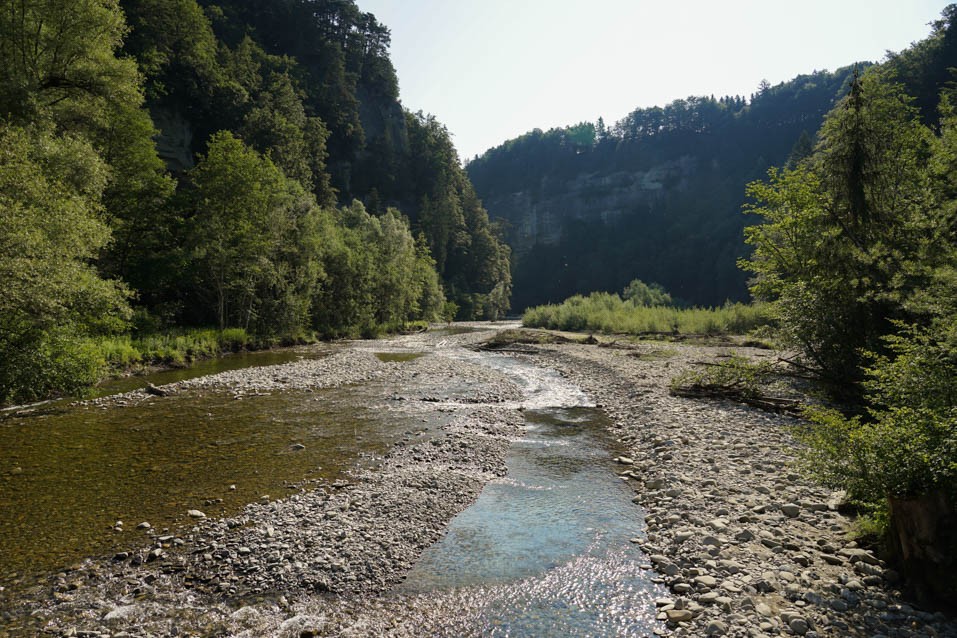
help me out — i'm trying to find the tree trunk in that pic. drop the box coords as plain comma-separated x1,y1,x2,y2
887,491,957,609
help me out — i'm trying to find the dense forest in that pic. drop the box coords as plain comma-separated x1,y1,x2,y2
467,67,865,309
0,0,510,404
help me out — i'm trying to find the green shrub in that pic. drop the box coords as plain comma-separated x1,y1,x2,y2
522,293,771,336
799,406,957,511
798,324,957,512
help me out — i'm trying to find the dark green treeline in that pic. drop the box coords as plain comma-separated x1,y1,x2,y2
0,0,510,404
467,68,862,310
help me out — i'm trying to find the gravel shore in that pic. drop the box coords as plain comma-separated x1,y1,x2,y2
3,325,956,637
531,339,957,638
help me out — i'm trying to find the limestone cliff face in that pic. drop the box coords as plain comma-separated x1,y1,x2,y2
483,156,698,254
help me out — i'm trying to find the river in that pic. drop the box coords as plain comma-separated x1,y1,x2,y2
0,327,663,635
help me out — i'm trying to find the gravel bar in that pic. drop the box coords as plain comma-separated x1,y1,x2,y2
3,326,956,637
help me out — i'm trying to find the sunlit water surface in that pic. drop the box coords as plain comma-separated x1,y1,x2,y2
394,354,663,637
0,343,662,636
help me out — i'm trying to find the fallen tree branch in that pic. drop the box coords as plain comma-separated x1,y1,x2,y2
670,384,804,415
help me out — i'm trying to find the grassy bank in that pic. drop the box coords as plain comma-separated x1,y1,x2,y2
94,328,304,373
522,292,772,336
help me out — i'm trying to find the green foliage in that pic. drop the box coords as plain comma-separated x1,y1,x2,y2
742,71,941,395
621,279,673,307
405,112,512,319
800,405,957,509
0,124,131,403
0,0,142,128
670,356,778,403
185,130,327,337
738,23,957,552
0,0,495,404
672,354,772,387
522,292,771,336
441,301,460,324
96,327,254,369
311,202,444,337
120,0,222,103
799,309,957,511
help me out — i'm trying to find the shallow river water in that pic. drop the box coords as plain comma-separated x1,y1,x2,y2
0,338,663,635
0,347,397,589
391,352,664,636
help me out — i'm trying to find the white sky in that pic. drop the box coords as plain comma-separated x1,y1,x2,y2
357,1,952,162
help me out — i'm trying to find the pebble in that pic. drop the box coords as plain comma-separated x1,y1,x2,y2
8,329,957,638
780,503,801,518
666,609,694,622
543,341,957,638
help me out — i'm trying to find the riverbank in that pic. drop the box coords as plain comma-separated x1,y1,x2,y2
2,325,955,636
1,327,525,635
530,338,957,637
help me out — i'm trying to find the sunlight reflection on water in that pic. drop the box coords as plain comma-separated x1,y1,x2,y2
395,356,664,636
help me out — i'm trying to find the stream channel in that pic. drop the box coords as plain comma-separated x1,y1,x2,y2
0,339,662,634
389,351,664,636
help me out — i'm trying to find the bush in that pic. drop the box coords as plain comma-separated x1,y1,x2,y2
0,329,105,404
522,292,772,336
798,325,957,510
799,406,957,509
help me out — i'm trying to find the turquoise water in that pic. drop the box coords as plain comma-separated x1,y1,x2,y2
398,354,664,636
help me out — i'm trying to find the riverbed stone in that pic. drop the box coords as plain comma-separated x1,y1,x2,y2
666,609,694,622
694,574,718,588
789,616,810,635
10,326,957,638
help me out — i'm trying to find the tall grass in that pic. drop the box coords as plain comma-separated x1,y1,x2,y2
95,328,257,370
522,292,772,336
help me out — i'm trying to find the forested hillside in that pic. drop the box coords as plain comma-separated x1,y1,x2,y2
0,0,509,404
467,68,862,309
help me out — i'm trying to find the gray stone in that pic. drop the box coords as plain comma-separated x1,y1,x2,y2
104,605,138,621
694,575,718,588
665,609,693,623
789,617,810,635
780,503,801,518
839,548,879,565
734,529,755,542
755,602,774,617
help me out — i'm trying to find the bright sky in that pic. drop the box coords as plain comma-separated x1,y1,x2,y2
357,0,952,162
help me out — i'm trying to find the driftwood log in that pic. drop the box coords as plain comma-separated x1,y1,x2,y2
670,383,803,415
